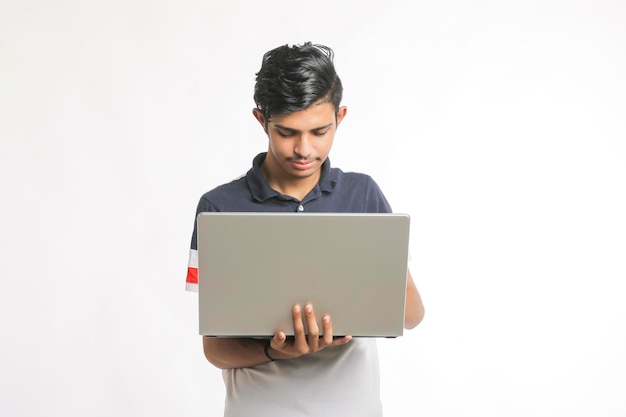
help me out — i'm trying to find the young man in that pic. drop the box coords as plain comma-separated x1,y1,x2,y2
186,42,424,417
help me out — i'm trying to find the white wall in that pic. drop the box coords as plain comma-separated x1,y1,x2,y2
1,1,625,416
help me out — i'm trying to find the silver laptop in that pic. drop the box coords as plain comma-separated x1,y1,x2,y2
197,212,410,338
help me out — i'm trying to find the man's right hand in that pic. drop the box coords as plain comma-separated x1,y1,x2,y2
267,304,352,360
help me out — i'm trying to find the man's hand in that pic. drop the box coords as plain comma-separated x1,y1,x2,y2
268,304,352,360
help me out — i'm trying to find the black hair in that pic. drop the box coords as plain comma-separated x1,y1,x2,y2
253,42,343,123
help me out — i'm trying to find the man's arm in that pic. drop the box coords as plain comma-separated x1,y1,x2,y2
202,337,271,369
203,304,352,369
404,269,425,329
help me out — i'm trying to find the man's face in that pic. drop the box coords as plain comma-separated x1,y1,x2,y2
254,101,347,184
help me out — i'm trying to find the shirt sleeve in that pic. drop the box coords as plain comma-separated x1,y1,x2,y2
366,176,393,214
185,195,218,292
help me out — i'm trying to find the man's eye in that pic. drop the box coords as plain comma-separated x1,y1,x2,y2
277,130,293,138
314,130,328,137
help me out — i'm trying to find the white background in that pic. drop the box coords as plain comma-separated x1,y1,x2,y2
1,1,625,416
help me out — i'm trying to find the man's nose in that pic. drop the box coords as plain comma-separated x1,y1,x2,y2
294,134,313,158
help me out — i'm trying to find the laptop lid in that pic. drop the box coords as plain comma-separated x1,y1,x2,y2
197,212,410,338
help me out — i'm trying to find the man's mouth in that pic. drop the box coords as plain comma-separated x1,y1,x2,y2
291,159,316,170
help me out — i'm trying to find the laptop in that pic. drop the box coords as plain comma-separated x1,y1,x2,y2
196,212,410,338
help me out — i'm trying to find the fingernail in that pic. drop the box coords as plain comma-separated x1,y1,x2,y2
323,316,330,324
305,304,312,313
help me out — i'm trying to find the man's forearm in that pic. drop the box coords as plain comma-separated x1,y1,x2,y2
203,337,273,369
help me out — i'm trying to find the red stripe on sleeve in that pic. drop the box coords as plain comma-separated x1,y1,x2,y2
186,267,198,284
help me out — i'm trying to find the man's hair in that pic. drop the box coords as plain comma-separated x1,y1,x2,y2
253,42,343,123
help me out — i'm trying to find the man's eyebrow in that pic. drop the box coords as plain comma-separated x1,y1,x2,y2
311,123,334,131
273,124,297,132
273,123,334,132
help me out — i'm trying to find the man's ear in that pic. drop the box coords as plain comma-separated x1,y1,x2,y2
336,106,348,126
252,108,267,132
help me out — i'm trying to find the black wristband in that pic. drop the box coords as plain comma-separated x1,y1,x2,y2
263,340,276,361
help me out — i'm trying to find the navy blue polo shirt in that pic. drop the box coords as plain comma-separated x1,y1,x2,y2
188,152,392,253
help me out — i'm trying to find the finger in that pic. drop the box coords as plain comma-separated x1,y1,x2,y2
304,304,320,350
292,305,308,352
333,334,352,345
270,331,287,351
321,314,333,347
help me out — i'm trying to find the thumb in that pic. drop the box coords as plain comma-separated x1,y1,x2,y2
271,331,287,350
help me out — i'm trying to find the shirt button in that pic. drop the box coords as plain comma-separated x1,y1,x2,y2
298,205,304,212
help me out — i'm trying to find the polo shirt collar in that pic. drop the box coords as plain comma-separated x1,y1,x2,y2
247,152,335,202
